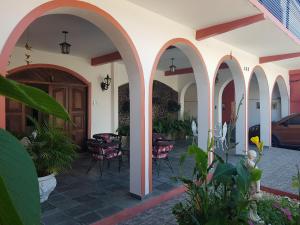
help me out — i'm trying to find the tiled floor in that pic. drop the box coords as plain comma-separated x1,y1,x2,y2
41,140,194,225
41,142,300,225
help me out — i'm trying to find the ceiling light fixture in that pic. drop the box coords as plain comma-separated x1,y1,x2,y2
169,58,176,73
59,31,71,54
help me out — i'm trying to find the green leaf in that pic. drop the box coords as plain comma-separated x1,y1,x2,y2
0,76,69,120
236,162,250,193
250,168,263,182
291,176,300,189
0,129,41,225
213,163,236,183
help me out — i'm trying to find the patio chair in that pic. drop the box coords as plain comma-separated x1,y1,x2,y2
152,133,174,176
214,122,227,151
86,135,122,176
191,120,197,144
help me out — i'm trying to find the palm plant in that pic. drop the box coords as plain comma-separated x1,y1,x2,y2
0,75,70,225
26,119,77,177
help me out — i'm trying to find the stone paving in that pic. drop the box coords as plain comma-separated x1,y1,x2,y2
41,142,300,225
118,146,300,225
219,145,300,194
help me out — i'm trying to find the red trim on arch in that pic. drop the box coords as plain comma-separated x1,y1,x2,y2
91,51,122,66
0,0,146,197
7,63,93,138
247,66,271,147
165,67,193,76
196,14,265,41
149,38,210,193
260,52,300,64
211,55,247,154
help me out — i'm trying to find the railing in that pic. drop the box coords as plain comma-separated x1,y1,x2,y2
259,0,300,39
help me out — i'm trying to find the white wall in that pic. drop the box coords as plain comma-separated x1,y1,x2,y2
9,46,124,135
272,83,282,122
9,46,197,131
0,0,291,196
184,83,197,118
248,76,260,127
213,68,233,125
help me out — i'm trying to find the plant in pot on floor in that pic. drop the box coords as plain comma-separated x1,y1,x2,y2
25,119,77,203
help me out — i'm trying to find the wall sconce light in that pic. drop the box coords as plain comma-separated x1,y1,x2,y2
101,74,111,90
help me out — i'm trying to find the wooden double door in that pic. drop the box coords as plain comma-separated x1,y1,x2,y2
5,68,88,148
50,85,87,148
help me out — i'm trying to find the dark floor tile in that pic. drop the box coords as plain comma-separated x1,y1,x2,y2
76,212,102,225
62,188,92,198
42,212,72,225
52,199,80,210
41,202,56,213
96,205,123,217
65,204,93,217
83,199,105,210
56,219,81,225
48,194,68,203
73,194,96,203
155,183,175,192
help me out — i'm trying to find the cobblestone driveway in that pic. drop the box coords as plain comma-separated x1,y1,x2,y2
119,146,300,225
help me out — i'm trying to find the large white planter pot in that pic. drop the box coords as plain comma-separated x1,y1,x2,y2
38,174,57,203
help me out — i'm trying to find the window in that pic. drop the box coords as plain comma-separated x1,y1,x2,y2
288,116,300,125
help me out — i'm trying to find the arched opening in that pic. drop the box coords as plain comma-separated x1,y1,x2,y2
0,2,146,223
213,56,246,155
247,66,271,147
149,38,209,192
183,83,198,119
271,76,290,147
6,65,91,149
271,76,289,121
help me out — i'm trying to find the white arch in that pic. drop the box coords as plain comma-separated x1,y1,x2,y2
176,43,210,149
4,3,146,196
272,76,290,118
217,79,233,123
213,57,246,155
248,67,271,146
179,81,196,119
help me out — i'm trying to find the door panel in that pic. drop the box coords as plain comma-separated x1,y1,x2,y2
5,98,25,134
69,87,87,148
49,86,68,130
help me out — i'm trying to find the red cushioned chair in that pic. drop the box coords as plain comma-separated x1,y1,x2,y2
152,133,174,176
86,133,122,176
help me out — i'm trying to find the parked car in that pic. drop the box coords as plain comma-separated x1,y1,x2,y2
248,113,300,148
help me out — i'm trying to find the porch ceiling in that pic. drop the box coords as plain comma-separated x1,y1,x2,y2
127,0,300,70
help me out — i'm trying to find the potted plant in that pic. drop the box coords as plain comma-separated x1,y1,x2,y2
116,124,130,149
26,120,77,202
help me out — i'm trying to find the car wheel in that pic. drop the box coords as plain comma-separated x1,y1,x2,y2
272,136,280,147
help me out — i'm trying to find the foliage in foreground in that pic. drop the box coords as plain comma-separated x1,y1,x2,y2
172,140,255,225
257,197,299,225
26,119,77,177
0,75,70,225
